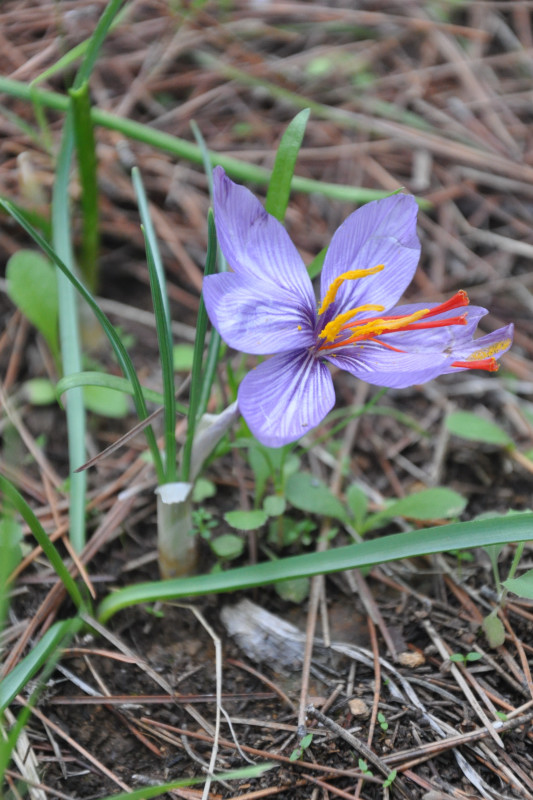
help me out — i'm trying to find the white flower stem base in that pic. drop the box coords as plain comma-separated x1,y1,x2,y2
156,482,196,579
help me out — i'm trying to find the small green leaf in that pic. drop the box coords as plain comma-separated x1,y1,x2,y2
173,343,195,372
307,246,327,279
193,478,217,503
449,653,465,663
383,770,397,788
482,610,506,648
24,377,57,405
275,576,309,604
503,569,533,600
300,733,313,749
83,385,129,417
265,109,310,222
364,488,466,531
263,495,286,517
496,711,508,721
6,250,59,360
306,57,332,77
248,445,272,506
224,510,268,531
210,534,244,560
446,411,513,447
465,651,483,662
377,711,388,731
286,473,347,522
346,484,368,529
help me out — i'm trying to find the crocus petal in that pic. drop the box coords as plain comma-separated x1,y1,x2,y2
203,272,315,355
213,167,315,309
238,350,335,447
443,323,514,372
320,194,420,314
325,345,451,389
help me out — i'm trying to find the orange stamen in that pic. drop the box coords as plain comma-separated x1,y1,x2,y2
451,358,499,372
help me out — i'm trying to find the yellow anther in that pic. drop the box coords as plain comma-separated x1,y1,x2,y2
466,338,511,361
318,264,385,316
320,304,385,343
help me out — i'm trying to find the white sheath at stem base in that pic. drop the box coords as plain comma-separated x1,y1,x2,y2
156,482,195,579
156,401,239,579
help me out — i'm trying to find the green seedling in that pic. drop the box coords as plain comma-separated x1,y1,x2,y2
449,651,483,664
289,732,313,762
358,758,373,777
377,711,389,731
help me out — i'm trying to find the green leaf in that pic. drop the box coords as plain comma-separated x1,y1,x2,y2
224,510,268,531
503,568,533,600
55,371,169,407
285,472,347,522
275,576,309,604
97,513,533,622
0,517,23,629
307,246,327,279
248,445,273,506
181,210,218,481
449,653,466,663
383,770,397,788
482,609,506,648
24,377,57,405
265,109,310,221
6,250,59,360
465,651,483,662
69,80,99,291
173,343,195,372
263,495,286,517
193,478,217,503
346,484,368,529
0,618,83,714
365,488,466,530
446,411,513,447
300,733,313,749
133,167,176,483
0,474,86,612
83,385,129,418
66,765,275,800
210,534,244,560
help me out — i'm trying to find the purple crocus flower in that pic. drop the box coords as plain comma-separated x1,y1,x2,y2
203,167,513,448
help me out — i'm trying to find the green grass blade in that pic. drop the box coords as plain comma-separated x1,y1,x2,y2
266,108,310,221
0,618,82,786
46,0,127,551
0,618,82,715
132,168,176,483
182,210,218,481
69,82,99,290
189,122,224,419
52,110,87,553
93,765,274,800
0,199,166,483
31,2,130,87
72,0,126,89
0,475,86,611
0,77,404,206
98,513,533,621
